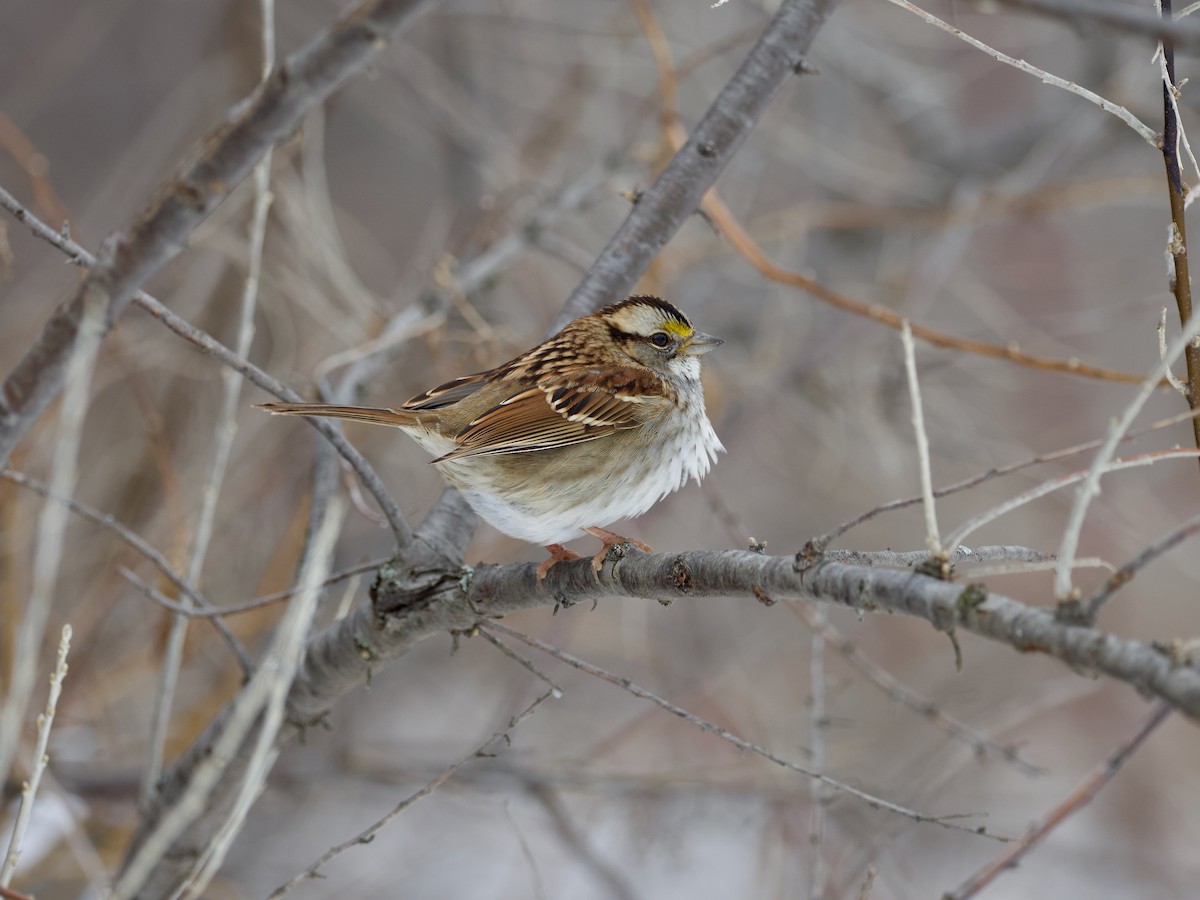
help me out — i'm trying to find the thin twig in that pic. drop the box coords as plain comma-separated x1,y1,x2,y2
901,321,942,555
949,448,1200,552
476,629,564,696
786,602,1043,776
708,190,1146,385
1000,0,1200,49
0,182,412,546
0,625,71,887
1054,309,1200,599
0,469,253,673
0,290,103,792
945,701,1173,900
177,489,340,899
887,0,1156,144
0,0,435,466
143,0,278,807
112,495,346,900
807,603,829,900
267,688,556,899
482,623,1008,840
125,559,383,620
816,408,1200,546
1086,512,1200,620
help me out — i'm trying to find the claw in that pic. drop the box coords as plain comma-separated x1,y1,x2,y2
537,544,582,582
583,526,653,573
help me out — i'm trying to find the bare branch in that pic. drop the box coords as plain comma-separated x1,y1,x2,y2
0,292,103,790
268,688,556,899
786,602,1043,775
484,623,1005,839
1,470,253,674
1,625,71,887
0,0,434,466
889,0,1157,144
552,0,835,329
998,0,1200,49
143,0,280,808
901,322,942,555
1086,512,1200,620
0,144,411,547
945,701,1173,900
1054,311,1200,599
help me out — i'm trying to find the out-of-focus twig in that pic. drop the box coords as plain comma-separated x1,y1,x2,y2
710,192,1147,385
112,495,346,900
944,701,1173,900
267,688,557,899
626,0,1147,387
807,602,829,900
483,623,1007,839
0,0,435,466
143,0,279,808
1086,512,1200,621
0,182,411,547
0,625,71,887
814,408,1200,547
0,290,103,793
889,0,1156,144
999,0,1200,48
786,602,1043,775
553,0,835,329
0,469,252,673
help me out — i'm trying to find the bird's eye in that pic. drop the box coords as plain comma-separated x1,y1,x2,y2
650,332,671,349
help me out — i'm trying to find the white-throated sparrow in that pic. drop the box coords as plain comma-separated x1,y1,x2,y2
262,295,724,576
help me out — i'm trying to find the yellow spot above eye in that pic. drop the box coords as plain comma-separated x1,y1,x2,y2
661,320,693,339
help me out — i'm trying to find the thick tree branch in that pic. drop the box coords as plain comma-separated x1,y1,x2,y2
0,0,434,467
306,543,1200,741
269,542,1200,736
133,536,1200,895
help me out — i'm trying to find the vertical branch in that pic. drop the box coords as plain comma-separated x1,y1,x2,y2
177,492,342,899
807,607,828,900
0,625,71,887
901,322,942,555
112,495,346,900
0,290,104,791
141,0,278,807
1160,0,1200,457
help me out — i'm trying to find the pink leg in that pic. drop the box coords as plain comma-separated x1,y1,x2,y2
583,526,653,572
537,543,582,582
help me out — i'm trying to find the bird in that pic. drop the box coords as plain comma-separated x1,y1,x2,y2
261,295,724,578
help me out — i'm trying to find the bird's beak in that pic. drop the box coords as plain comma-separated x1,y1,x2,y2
683,331,723,355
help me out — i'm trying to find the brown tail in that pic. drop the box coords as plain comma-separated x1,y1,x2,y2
257,402,418,429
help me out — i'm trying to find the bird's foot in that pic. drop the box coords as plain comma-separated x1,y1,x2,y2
583,526,653,573
537,544,582,583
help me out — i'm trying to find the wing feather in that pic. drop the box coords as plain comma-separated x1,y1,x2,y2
436,367,663,462
403,372,491,410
